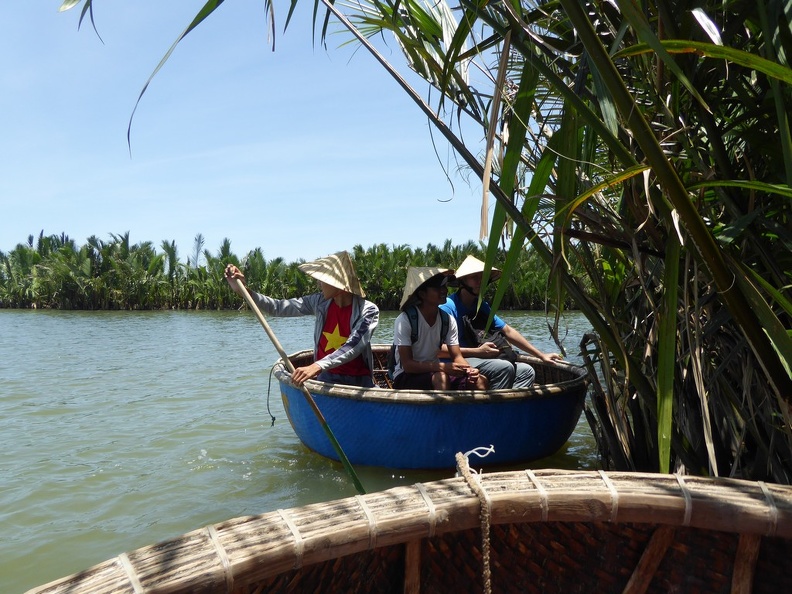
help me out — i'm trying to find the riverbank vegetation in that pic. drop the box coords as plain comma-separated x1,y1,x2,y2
0,231,571,311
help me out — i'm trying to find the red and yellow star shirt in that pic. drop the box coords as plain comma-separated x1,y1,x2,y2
317,301,370,377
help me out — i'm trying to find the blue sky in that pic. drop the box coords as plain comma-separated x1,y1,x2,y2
1,1,488,264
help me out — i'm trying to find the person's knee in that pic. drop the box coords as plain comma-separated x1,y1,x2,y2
504,362,517,381
432,372,449,390
513,363,536,388
478,359,515,389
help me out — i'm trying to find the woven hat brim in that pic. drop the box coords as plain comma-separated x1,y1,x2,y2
454,255,501,282
298,251,366,298
399,267,454,308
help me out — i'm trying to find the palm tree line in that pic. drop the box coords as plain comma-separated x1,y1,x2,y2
0,231,569,311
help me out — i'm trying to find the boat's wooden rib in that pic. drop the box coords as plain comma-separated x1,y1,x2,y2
732,533,761,594
27,469,792,593
621,525,675,594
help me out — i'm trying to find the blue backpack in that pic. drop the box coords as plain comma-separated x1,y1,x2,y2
387,305,450,380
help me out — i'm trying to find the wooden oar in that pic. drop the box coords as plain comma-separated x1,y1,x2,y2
229,277,366,495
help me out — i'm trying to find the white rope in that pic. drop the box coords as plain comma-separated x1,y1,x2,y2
356,495,378,550
525,469,549,522
598,470,620,522
117,553,145,594
759,481,779,537
675,474,693,526
278,508,304,568
415,482,438,537
206,525,234,593
456,445,495,476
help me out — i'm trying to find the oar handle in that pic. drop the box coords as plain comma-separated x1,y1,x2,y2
229,276,366,495
230,277,296,374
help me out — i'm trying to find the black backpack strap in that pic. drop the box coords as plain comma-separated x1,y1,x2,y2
388,305,420,380
439,308,450,347
405,304,420,343
409,305,448,347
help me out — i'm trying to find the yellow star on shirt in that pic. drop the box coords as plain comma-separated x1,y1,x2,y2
322,324,347,352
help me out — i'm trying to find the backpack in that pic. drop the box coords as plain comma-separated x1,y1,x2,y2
387,305,450,380
461,309,518,362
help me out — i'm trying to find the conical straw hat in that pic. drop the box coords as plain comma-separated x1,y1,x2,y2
454,255,502,282
399,266,455,309
298,251,366,298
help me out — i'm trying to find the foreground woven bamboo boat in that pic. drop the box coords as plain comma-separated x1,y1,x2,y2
28,468,792,593
274,344,588,469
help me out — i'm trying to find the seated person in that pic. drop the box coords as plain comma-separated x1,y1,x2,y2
440,255,562,389
225,251,379,388
391,266,488,390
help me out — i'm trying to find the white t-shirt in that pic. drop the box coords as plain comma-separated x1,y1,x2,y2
392,308,459,378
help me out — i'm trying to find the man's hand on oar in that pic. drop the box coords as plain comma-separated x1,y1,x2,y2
224,264,246,296
292,363,322,386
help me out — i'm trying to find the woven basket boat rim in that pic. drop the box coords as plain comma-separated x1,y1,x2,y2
26,468,792,594
274,345,589,402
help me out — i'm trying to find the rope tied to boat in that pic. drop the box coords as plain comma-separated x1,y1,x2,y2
759,481,779,536
675,474,693,526
278,508,305,568
117,553,145,594
455,445,495,477
415,482,438,538
525,469,549,522
264,367,277,426
206,525,234,592
456,448,494,594
356,495,379,551
598,470,620,522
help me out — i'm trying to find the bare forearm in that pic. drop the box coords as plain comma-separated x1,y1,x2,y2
502,325,562,361
438,344,499,359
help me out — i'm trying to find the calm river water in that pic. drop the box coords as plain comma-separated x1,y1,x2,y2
1,309,596,593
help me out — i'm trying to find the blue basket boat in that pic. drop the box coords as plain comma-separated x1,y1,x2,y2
274,344,589,469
